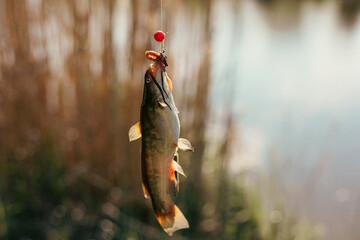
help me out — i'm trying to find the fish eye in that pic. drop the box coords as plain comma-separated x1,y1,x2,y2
146,77,151,83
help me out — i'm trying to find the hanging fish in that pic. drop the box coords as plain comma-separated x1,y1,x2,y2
128,50,194,236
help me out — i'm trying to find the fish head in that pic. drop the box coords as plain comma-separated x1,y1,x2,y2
142,51,174,109
142,64,167,106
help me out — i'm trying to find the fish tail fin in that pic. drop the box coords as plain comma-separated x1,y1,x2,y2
155,204,189,236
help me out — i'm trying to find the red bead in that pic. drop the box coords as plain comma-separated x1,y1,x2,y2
154,31,165,42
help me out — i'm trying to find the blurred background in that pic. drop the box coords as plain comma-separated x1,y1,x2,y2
1,0,360,239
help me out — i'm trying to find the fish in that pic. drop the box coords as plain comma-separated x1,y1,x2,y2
128,50,194,236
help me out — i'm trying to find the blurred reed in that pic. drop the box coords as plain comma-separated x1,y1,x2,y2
0,0,232,239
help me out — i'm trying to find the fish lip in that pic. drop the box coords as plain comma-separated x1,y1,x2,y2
145,50,168,68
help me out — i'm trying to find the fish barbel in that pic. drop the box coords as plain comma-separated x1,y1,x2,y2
128,51,194,236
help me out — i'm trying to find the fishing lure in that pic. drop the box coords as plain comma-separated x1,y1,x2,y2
129,50,193,236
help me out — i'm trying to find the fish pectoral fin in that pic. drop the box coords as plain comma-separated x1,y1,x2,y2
128,122,141,142
178,138,194,152
158,101,167,108
172,160,186,177
142,182,151,199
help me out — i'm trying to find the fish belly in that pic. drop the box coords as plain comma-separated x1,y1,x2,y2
140,104,179,212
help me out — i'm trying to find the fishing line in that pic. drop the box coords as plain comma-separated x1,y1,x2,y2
160,0,163,31
160,0,165,52
154,0,166,52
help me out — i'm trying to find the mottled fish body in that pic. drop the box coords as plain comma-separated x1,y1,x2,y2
128,51,193,236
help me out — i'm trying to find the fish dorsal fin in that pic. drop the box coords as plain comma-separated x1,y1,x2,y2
178,138,194,152
172,159,186,177
128,122,141,142
142,182,150,199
